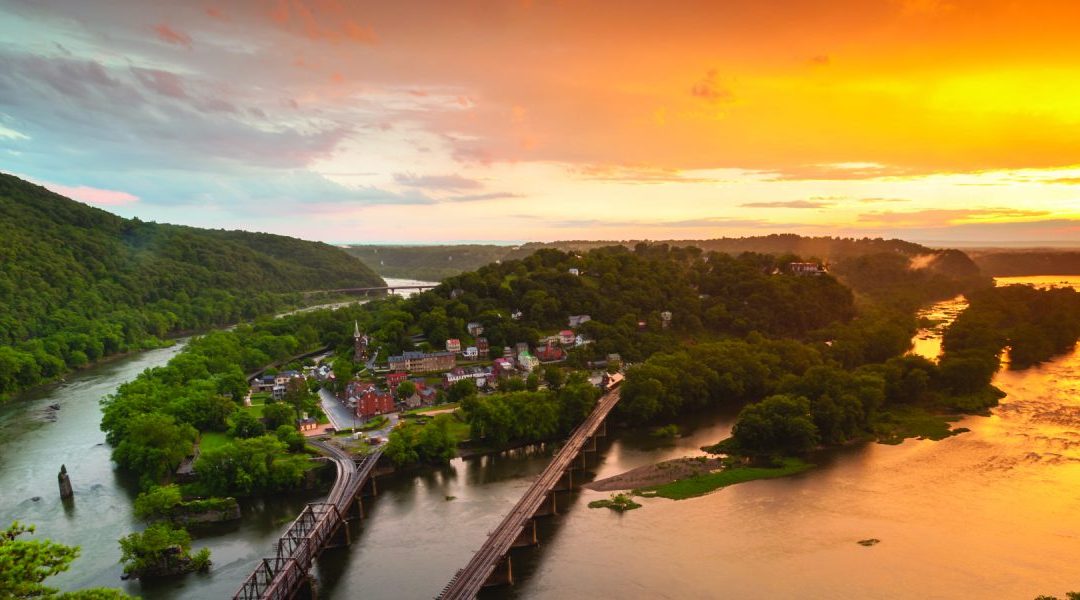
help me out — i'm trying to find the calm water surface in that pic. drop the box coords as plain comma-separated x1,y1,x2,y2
2,276,1079,599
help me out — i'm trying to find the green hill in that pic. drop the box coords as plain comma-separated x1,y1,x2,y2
0,173,383,397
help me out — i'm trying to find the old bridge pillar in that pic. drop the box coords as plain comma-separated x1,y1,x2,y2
484,555,513,587
512,518,539,548
534,491,559,517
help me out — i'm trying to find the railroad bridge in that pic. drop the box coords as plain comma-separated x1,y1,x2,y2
437,387,622,599
232,442,386,600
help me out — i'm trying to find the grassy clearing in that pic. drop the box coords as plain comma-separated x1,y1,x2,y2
873,407,969,445
199,431,232,453
403,402,459,416
638,458,814,500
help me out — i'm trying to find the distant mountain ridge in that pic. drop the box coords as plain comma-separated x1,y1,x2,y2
0,173,383,396
347,235,957,281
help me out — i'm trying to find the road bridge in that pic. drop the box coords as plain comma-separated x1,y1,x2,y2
232,442,383,600
301,284,437,297
437,387,621,599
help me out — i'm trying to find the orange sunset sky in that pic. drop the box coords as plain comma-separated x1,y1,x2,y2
1,0,1078,244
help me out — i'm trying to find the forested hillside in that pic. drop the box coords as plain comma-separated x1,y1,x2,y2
348,235,964,281
0,173,383,397
968,250,1080,276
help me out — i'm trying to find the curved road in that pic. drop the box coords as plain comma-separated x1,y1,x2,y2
232,439,383,600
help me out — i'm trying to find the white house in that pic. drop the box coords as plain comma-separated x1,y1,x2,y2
462,346,479,360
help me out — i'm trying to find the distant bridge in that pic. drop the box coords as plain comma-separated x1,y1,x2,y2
437,387,621,599
232,442,384,600
301,284,437,297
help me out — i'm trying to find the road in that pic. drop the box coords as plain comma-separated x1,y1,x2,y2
318,386,399,439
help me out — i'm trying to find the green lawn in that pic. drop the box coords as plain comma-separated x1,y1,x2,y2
199,431,232,453
403,402,459,416
639,458,815,500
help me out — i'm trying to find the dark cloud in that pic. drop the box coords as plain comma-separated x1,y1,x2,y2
691,70,734,103
0,50,350,171
741,200,834,209
131,67,187,99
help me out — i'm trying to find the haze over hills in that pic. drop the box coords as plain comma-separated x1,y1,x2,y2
346,236,984,282
0,173,383,397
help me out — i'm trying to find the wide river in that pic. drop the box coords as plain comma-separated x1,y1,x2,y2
2,276,1079,599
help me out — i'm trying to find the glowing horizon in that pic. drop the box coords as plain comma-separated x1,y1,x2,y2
1,0,1078,245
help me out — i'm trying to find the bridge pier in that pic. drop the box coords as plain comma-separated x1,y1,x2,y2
348,495,365,521
554,468,574,492
362,477,378,497
534,491,559,517
483,555,513,587
512,518,539,548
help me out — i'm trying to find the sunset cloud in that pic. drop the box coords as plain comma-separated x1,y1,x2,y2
0,0,1077,244
41,182,139,206
153,23,191,47
741,200,835,209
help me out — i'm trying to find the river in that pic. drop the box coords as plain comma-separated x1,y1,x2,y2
2,276,1079,598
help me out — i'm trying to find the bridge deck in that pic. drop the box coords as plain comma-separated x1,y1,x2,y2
302,284,437,296
232,442,382,600
437,388,621,599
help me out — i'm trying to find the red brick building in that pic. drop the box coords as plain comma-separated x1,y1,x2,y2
356,390,394,419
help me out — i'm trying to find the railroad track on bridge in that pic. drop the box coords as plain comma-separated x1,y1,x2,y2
232,441,382,600
437,387,621,599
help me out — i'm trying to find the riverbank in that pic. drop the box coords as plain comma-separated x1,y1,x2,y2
586,455,815,500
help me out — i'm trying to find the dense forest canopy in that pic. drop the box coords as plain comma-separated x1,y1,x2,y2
0,173,383,397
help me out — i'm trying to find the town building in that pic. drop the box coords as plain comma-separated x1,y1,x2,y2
446,338,461,353
568,268,580,276
386,371,408,388
476,337,489,353
462,346,479,360
356,389,394,419
535,340,566,362
559,329,576,345
568,314,592,328
467,321,484,336
789,262,827,276
493,357,516,376
354,321,369,362
387,350,457,373
517,350,540,373
442,366,493,388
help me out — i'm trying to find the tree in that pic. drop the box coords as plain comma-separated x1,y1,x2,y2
0,521,131,599
543,365,565,390
133,485,182,521
446,379,477,404
396,380,417,400
118,523,210,578
111,413,197,488
275,425,306,453
262,402,295,431
731,395,819,456
229,410,265,439
284,377,309,421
